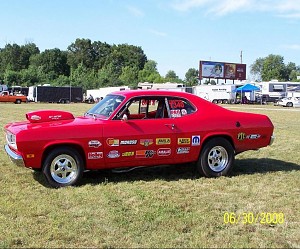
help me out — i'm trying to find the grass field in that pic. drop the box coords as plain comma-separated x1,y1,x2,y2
0,102,299,248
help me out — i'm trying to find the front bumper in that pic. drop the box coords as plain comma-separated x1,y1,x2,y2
4,145,25,167
269,135,275,146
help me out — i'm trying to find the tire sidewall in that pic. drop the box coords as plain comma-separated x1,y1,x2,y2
197,138,234,177
43,147,83,188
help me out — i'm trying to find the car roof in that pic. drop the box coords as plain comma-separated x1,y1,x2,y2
110,89,196,99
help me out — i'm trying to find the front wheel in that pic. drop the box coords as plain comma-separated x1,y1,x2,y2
197,138,234,177
43,147,84,188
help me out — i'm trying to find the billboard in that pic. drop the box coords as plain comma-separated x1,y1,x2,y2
199,61,246,80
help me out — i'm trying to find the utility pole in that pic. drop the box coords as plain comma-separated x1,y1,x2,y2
240,50,243,64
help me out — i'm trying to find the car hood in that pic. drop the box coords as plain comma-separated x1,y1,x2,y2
5,110,106,135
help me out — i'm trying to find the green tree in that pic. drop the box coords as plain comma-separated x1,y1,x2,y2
165,70,179,82
119,66,139,87
261,54,286,81
67,38,95,69
250,57,264,81
114,44,147,70
0,43,39,74
30,48,70,79
70,63,96,90
185,68,199,86
138,60,163,83
285,62,297,81
92,41,112,70
3,69,21,85
251,54,295,82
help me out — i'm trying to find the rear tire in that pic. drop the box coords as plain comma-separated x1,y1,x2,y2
43,147,84,188
197,138,234,177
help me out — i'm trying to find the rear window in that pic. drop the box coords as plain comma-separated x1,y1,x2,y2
167,97,195,118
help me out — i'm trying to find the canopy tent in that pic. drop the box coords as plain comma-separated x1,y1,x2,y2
233,84,260,92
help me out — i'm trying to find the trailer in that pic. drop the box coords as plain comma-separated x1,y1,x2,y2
193,84,238,104
86,86,130,101
28,86,83,103
258,80,300,102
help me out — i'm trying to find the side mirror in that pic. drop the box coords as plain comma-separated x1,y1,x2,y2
121,113,128,122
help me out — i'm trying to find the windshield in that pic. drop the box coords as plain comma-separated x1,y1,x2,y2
85,94,125,119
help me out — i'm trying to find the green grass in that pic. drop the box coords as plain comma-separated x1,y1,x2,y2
0,102,299,248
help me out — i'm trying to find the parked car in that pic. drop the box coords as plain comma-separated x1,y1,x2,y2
275,97,300,107
4,90,275,187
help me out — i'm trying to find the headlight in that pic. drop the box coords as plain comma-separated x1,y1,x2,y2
6,131,18,150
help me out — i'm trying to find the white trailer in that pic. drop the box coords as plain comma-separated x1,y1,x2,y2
258,80,300,102
193,84,237,104
86,86,130,100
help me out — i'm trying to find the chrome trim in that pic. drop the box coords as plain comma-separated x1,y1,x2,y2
269,135,275,146
4,145,25,167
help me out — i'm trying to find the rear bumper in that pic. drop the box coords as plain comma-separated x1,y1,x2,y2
4,145,25,167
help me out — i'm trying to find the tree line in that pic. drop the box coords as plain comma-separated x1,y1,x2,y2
250,54,300,82
0,38,299,90
0,38,199,90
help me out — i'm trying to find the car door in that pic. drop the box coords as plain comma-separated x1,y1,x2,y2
102,97,177,168
164,96,202,163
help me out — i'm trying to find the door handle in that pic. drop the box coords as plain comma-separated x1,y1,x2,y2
165,124,175,130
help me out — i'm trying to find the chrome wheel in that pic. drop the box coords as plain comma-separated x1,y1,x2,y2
207,146,229,172
197,138,234,177
50,154,79,184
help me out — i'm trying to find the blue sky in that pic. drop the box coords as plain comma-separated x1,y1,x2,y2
0,0,300,80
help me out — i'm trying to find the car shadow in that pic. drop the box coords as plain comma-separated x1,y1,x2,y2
32,158,300,188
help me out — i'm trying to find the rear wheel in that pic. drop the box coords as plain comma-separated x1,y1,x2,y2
43,147,84,188
197,138,234,177
286,102,293,107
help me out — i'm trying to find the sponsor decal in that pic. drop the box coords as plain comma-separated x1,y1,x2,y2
178,138,190,145
107,138,119,146
88,152,103,159
181,109,187,116
30,115,41,121
237,132,246,141
88,140,102,148
120,140,138,145
136,150,155,158
170,109,181,118
156,138,171,145
157,148,171,156
49,115,62,120
247,134,261,139
140,139,153,146
122,151,135,157
192,135,201,146
168,99,184,109
107,150,120,159
177,147,190,154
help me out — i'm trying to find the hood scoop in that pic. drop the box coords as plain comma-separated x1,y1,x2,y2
26,110,75,123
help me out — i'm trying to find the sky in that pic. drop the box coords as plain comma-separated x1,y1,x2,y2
0,0,300,80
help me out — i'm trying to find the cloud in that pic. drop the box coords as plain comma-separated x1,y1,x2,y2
282,44,300,50
149,29,168,37
127,6,144,17
171,0,300,18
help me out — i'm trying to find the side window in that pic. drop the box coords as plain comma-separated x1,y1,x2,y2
167,97,195,118
117,97,168,120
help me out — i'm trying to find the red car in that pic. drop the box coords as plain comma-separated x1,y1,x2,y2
4,90,274,187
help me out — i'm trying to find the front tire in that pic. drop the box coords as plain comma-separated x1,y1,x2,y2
197,138,234,177
43,147,84,188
